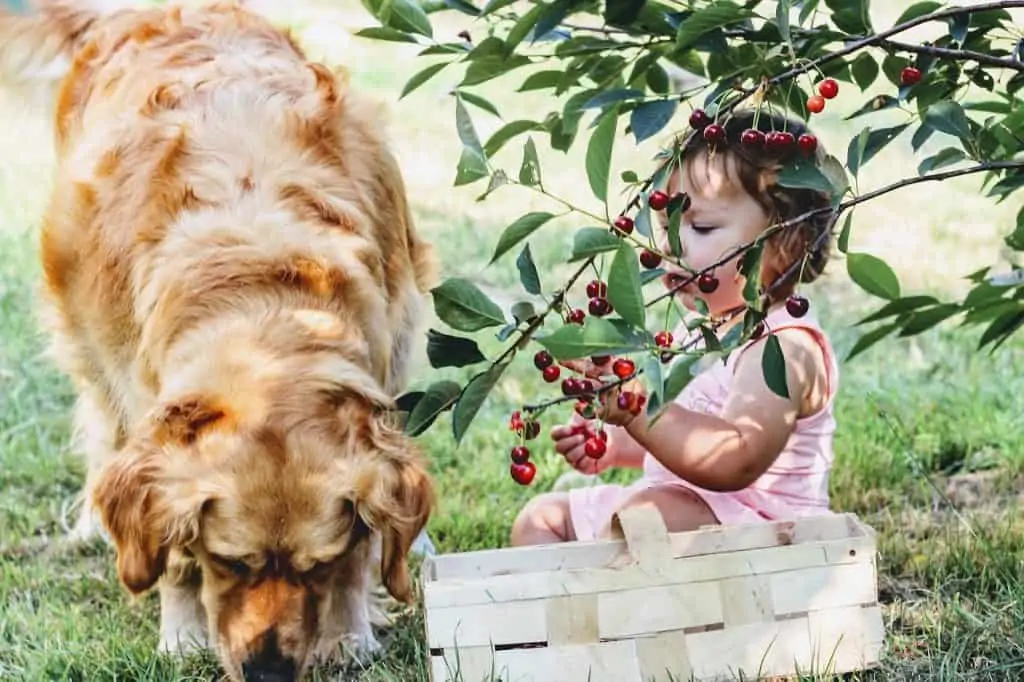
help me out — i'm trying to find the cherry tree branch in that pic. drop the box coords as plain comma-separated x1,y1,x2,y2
645,160,1024,307
877,39,1024,72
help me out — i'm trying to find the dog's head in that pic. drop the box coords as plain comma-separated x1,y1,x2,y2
92,380,433,680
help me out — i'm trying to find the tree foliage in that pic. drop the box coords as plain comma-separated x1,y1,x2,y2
357,0,1024,469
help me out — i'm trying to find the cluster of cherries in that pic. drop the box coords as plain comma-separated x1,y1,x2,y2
688,105,819,158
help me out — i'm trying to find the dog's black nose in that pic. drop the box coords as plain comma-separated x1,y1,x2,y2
241,657,297,682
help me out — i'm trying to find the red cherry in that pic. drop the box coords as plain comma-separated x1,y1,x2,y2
612,358,635,379
806,95,825,114
575,399,596,419
562,377,581,396
613,215,634,234
740,128,765,148
568,308,585,324
616,392,632,411
786,294,810,318
818,78,838,99
702,123,726,144
510,445,530,464
591,355,611,366
767,131,796,155
689,108,711,129
640,249,662,269
648,190,670,211
900,66,922,86
584,436,607,459
542,365,560,382
697,272,719,294
578,378,596,394
586,279,607,299
509,410,525,431
654,330,674,348
533,350,553,370
510,461,536,485
797,133,818,157
588,297,613,317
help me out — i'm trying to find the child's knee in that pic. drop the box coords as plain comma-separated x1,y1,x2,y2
510,492,574,545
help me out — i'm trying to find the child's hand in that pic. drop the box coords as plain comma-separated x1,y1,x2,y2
596,379,648,427
550,415,618,475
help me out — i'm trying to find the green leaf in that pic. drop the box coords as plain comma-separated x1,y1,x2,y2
776,159,835,196
536,316,642,360
585,109,618,204
846,322,900,361
675,1,753,50
511,301,535,324
489,212,555,265
404,380,462,436
894,1,943,24
850,53,878,90
505,3,544,54
461,55,532,87
458,90,501,118
776,0,792,45
518,137,542,186
847,124,910,178
923,101,974,147
1004,205,1024,251
643,355,664,416
605,0,647,26
847,252,901,301
382,0,433,37
516,243,542,296
899,304,961,337
855,295,941,325
607,241,646,329
917,147,966,175
977,308,1024,352
432,277,507,331
455,94,484,155
571,227,620,261
426,329,487,368
452,362,509,444
518,70,563,91
483,120,545,157
443,0,481,16
454,147,489,186
481,0,517,15
400,62,449,98
354,27,420,43
630,99,678,144
663,355,700,403
837,212,853,254
475,168,508,201
798,0,821,25
824,0,872,34
761,334,789,400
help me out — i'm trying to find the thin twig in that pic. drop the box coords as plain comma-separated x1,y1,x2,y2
877,39,1024,72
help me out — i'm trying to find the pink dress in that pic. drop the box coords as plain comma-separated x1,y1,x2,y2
568,303,840,541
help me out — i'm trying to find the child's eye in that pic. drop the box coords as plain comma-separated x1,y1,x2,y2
690,224,717,234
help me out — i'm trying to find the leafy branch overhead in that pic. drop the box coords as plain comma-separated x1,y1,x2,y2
357,0,1024,479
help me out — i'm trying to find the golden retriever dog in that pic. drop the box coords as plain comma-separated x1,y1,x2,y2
0,1,437,679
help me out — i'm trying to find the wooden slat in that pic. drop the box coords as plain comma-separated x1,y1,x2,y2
635,631,693,682
424,536,874,610
771,561,878,616
430,640,644,682
719,574,774,626
545,595,599,645
425,600,547,649
598,581,724,639
424,513,862,582
686,617,813,679
806,605,886,674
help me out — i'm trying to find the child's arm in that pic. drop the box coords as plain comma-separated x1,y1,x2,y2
606,425,646,468
613,329,827,492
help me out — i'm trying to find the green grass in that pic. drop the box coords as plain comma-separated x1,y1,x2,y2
3,1,1024,680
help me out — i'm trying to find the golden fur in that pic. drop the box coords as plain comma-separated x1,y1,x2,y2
0,1,437,679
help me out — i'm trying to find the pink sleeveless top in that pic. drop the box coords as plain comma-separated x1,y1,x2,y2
640,304,840,521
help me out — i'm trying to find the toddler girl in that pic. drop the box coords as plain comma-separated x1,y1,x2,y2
510,108,840,545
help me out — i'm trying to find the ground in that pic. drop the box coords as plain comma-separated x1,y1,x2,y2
2,1,1024,681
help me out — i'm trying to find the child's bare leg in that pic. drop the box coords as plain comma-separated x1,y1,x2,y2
510,492,578,546
598,485,718,538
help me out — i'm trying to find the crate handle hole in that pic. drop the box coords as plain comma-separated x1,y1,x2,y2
849,549,857,557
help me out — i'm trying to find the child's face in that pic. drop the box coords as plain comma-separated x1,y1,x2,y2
655,151,770,316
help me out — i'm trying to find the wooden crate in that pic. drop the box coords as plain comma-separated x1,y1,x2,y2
421,504,885,682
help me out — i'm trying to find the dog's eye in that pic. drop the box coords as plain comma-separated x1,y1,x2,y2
209,554,251,577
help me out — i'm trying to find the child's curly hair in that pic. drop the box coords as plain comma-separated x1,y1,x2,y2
672,107,835,305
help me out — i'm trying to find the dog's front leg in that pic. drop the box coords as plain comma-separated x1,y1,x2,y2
157,553,208,655
313,544,382,665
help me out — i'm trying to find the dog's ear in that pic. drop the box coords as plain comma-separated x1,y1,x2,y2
92,444,171,595
350,411,434,603
92,396,221,595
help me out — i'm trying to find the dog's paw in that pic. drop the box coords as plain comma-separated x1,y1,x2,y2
313,627,382,667
157,629,208,656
